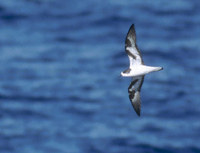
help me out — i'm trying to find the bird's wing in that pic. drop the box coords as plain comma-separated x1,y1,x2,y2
128,76,144,116
125,24,143,68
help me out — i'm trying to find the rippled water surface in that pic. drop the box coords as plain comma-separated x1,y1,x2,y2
0,0,200,153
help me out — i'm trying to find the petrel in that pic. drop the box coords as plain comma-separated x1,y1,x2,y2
121,24,163,116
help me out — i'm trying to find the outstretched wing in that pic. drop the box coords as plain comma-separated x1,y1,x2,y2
128,76,144,116
125,24,143,68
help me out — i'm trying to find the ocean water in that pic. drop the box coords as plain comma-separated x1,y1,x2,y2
0,0,200,153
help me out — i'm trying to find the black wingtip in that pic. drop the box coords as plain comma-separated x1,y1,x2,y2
128,24,135,32
130,24,135,29
134,107,141,116
130,91,141,117
131,97,141,117
126,24,137,45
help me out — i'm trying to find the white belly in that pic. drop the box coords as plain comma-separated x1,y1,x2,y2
121,65,162,77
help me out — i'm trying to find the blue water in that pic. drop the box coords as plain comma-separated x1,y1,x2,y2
0,0,200,153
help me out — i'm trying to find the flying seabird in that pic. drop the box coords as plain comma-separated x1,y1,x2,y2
121,24,163,116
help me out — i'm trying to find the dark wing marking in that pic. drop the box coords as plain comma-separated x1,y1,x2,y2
138,76,144,92
125,24,143,66
123,68,131,74
128,76,144,116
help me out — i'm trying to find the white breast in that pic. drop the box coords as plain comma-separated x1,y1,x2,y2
121,65,162,77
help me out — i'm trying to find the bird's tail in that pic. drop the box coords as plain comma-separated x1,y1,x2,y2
154,66,163,72
145,66,163,74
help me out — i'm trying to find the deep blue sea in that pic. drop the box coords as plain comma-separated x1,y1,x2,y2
0,0,200,153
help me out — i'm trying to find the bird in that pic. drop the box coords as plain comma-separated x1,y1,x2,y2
121,24,163,116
